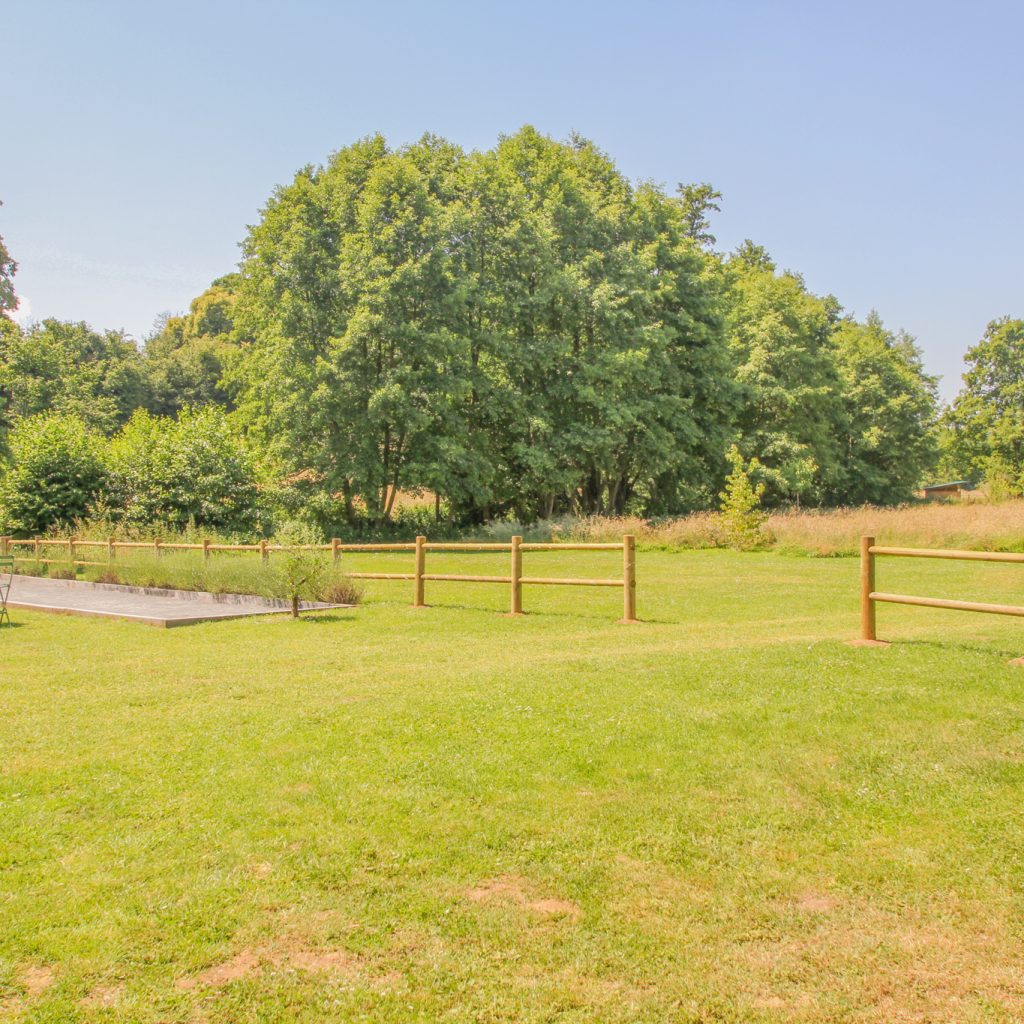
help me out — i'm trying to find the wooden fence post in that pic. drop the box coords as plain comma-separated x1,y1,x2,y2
0,536,8,556
203,538,210,562
621,534,637,623
33,538,39,561
154,538,162,557
413,536,427,607
108,536,116,561
260,539,269,565
332,538,341,564
510,535,523,615
69,536,76,564
860,535,876,641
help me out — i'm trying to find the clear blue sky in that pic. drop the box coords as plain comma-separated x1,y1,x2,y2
4,0,1022,401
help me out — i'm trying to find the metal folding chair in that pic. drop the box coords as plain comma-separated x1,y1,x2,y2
0,555,13,627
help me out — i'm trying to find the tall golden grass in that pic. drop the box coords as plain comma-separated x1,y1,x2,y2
548,501,1024,556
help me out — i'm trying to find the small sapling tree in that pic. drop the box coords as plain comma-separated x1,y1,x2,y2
719,445,768,550
272,523,330,618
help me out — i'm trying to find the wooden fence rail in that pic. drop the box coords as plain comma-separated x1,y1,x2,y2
858,535,1024,659
0,534,638,623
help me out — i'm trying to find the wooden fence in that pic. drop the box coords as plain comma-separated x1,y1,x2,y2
0,534,638,623
858,535,1024,649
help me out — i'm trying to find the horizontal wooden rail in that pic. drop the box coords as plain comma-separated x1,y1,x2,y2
346,572,416,581
858,536,1024,657
0,532,638,623
871,545,1024,564
521,542,624,551
422,573,511,583
519,576,623,587
871,592,1024,617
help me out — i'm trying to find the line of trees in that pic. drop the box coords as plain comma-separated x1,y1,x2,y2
0,127,1018,537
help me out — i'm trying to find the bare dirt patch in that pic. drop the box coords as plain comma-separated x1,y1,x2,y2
19,966,55,997
176,949,260,990
0,965,55,1014
81,982,125,1008
466,875,580,919
174,941,400,993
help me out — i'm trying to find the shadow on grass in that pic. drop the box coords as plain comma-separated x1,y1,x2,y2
890,636,1024,662
360,595,672,625
288,611,358,625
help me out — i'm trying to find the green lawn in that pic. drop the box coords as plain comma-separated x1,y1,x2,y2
3,549,1024,1022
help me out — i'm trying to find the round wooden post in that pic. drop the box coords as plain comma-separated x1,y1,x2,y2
203,538,211,562
260,539,269,565
68,536,76,565
154,538,162,557
108,536,115,561
860,535,876,641
0,536,8,556
413,535,426,607
33,538,39,560
510,535,523,615
332,537,341,564
622,534,637,623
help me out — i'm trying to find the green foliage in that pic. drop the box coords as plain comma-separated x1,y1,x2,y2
0,136,951,526
0,202,17,316
674,182,722,247
0,413,107,534
719,444,768,549
143,275,241,415
725,251,843,506
105,406,261,533
940,317,1024,496
830,314,938,503
232,127,736,525
0,318,149,437
266,521,334,617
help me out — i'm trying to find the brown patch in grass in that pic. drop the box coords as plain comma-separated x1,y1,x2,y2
176,949,260,990
174,941,398,993
81,982,125,1008
19,966,54,997
466,875,529,905
0,965,55,1013
794,893,836,914
466,875,580,919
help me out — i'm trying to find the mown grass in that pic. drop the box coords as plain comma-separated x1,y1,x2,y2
2,550,1024,1022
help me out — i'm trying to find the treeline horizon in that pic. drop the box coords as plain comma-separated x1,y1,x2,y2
1,127,1021,537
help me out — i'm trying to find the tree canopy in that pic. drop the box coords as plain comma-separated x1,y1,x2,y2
0,127,968,535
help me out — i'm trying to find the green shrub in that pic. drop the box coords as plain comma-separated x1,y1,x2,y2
0,414,107,535
105,407,261,534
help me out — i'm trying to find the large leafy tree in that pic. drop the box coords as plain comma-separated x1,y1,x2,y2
232,127,736,523
830,313,938,504
233,134,470,524
725,245,844,506
940,317,1024,495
